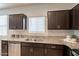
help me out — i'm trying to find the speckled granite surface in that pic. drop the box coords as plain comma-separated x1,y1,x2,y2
1,36,79,49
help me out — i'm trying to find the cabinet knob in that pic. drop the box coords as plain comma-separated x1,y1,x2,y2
57,25,61,29
30,48,33,52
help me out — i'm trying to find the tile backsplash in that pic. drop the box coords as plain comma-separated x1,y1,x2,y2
48,30,74,36
74,30,79,37
8,30,75,37
6,30,79,41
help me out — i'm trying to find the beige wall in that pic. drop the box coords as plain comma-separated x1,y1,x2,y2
0,3,78,36
0,3,77,16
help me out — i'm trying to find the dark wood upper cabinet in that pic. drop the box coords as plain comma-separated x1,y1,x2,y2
9,14,27,30
72,4,79,29
47,4,79,30
48,10,72,30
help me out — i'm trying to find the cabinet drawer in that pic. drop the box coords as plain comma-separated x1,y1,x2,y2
21,42,33,47
31,43,44,48
2,41,8,45
44,44,64,49
8,41,20,44
21,42,44,48
44,48,64,56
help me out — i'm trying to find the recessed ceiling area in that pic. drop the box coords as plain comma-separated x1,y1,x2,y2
0,3,78,10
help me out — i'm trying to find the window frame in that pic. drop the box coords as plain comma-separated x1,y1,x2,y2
0,15,9,37
27,16,47,34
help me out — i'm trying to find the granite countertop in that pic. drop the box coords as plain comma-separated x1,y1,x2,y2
1,36,79,49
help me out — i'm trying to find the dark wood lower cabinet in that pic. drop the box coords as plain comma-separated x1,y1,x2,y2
21,42,64,56
1,41,71,56
21,46,33,56
44,48,64,56
33,47,44,56
21,43,44,56
1,41,8,56
44,44,64,56
1,41,70,56
21,47,44,56
63,45,72,56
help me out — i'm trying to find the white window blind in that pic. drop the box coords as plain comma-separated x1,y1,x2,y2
0,15,8,36
29,17,46,33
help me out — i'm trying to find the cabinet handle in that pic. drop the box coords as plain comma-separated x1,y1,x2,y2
51,46,56,48
23,17,25,30
57,25,61,29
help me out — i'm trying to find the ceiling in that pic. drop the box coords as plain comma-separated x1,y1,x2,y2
0,3,32,10
0,3,77,10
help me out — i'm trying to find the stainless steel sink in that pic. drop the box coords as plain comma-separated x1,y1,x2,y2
25,38,43,42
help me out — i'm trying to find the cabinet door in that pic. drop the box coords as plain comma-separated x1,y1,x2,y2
33,47,44,56
72,4,79,29
15,14,23,29
21,47,44,56
44,48,63,56
21,43,44,56
44,44,64,56
9,14,26,29
48,11,57,29
63,46,72,56
56,10,70,29
1,41,8,56
48,10,70,29
21,46,33,56
9,15,16,29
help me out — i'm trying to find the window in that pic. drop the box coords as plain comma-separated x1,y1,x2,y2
28,17,46,33
0,15,8,36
